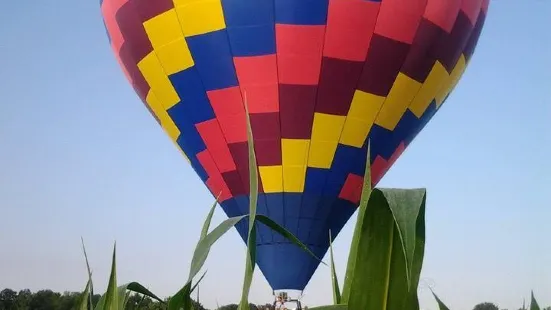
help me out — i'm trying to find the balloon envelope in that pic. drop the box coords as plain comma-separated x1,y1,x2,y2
100,0,489,291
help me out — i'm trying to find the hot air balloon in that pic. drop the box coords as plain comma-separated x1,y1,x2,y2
100,0,489,292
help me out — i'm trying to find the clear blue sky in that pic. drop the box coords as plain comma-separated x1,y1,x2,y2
0,1,549,309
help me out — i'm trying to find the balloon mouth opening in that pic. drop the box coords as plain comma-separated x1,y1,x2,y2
273,290,304,309
273,290,303,300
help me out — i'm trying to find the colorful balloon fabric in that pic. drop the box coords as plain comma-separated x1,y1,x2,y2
100,0,489,291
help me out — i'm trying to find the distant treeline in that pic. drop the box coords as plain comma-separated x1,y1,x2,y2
2,289,548,310
0,288,170,310
0,288,274,310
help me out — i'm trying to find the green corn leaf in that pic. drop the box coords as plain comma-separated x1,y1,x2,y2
347,188,426,310
238,225,257,310
95,243,118,310
430,290,451,310
329,230,341,305
81,237,94,309
168,283,192,310
104,243,119,310
382,188,426,288
238,96,259,310
125,282,164,302
244,92,258,229
201,197,219,240
191,270,208,293
188,215,248,283
341,141,372,303
308,305,348,310
172,196,216,310
117,281,164,310
255,214,324,264
190,195,218,294
530,291,541,310
171,215,247,310
94,294,107,310
78,280,91,310
122,291,131,310
407,196,426,310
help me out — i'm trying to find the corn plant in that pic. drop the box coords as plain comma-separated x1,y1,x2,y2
77,240,164,310
321,141,428,310
530,291,541,310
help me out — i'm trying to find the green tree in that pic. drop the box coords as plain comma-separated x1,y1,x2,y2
28,289,61,310
58,291,80,310
125,293,145,309
219,304,238,310
0,288,172,310
248,304,258,310
0,289,17,309
474,302,500,310
15,289,32,309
